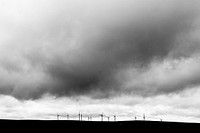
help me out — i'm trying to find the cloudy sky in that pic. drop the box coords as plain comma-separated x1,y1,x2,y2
0,0,200,122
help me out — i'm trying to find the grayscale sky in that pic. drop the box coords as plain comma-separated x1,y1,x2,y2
0,0,200,122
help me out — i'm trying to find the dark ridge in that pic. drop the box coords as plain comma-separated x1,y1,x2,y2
0,119,199,131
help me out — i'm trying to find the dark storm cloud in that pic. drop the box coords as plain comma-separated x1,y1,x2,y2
0,0,200,99
42,0,199,98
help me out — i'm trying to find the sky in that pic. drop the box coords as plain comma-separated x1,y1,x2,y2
0,0,200,122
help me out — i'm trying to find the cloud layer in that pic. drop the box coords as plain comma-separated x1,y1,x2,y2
0,0,200,99
1,87,200,122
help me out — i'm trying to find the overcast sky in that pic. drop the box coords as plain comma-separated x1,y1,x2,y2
0,0,200,122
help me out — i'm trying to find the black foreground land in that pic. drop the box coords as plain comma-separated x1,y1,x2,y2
0,119,199,131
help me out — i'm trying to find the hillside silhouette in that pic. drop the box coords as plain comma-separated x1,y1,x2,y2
0,119,199,131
